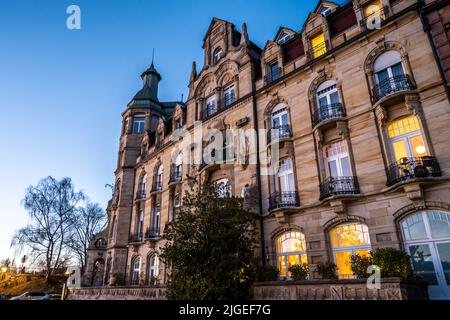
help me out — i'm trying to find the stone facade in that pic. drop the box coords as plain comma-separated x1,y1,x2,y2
83,0,450,299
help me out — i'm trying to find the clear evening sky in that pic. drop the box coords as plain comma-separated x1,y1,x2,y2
0,0,345,260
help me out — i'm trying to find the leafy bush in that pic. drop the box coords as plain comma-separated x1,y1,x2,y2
350,253,372,279
350,248,414,279
288,263,309,281
372,247,413,279
317,261,338,279
256,265,279,281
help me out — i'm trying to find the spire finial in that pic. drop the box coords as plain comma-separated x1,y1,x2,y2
240,23,250,46
151,48,155,66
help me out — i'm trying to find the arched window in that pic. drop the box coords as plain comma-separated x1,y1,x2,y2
373,51,407,97
330,223,371,278
215,178,231,198
174,153,183,180
131,256,141,285
401,211,450,299
136,209,144,240
213,48,223,64
270,104,290,140
151,204,161,236
276,231,308,279
148,254,160,285
315,80,343,122
325,141,351,178
139,174,147,197
154,164,163,191
388,115,427,162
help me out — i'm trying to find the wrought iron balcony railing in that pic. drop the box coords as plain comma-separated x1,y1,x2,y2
267,124,292,143
169,170,182,183
312,103,346,127
269,191,300,211
128,233,143,244
145,228,160,240
372,74,414,103
307,41,329,60
135,189,146,200
151,180,163,192
386,156,441,187
359,6,388,31
319,176,360,200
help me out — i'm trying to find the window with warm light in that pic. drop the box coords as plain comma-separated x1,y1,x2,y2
388,116,427,162
330,223,371,278
276,232,308,279
311,33,327,58
363,0,384,19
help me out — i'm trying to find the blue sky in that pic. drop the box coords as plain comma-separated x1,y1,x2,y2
0,0,345,260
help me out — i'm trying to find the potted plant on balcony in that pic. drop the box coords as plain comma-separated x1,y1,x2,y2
288,263,309,281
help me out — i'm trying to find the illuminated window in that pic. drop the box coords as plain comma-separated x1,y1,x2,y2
387,116,427,162
131,256,141,285
363,0,384,19
276,232,308,279
330,223,371,278
311,33,327,58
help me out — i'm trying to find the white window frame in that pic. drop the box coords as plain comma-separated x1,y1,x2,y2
205,95,216,117
277,32,291,45
325,141,352,178
276,231,308,279
388,117,427,163
316,80,339,110
131,256,141,285
223,84,236,107
152,204,161,232
214,48,223,64
148,254,159,280
133,116,145,133
276,158,295,193
318,5,332,16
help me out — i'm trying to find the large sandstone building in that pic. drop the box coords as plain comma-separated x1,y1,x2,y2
84,0,450,300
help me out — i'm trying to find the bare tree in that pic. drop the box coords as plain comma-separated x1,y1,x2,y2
65,202,106,273
11,176,84,283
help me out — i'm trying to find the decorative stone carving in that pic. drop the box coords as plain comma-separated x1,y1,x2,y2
336,121,349,138
375,104,387,126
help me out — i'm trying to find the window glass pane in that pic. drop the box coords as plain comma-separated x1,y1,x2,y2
330,91,339,104
278,256,286,278
408,244,438,285
388,116,420,138
410,134,426,157
340,156,351,176
335,251,352,278
319,96,328,108
391,62,404,76
392,140,409,162
277,232,306,253
376,69,389,83
428,211,450,238
401,213,428,241
311,33,326,58
286,255,300,278
328,160,338,177
436,242,450,285
330,223,371,248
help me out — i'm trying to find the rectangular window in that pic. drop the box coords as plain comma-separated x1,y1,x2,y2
311,33,327,58
205,96,216,117
133,116,145,133
326,141,351,177
223,85,236,107
267,62,279,82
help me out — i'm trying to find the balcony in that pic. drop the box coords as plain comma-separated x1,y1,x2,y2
372,74,414,103
151,180,163,193
312,103,346,128
269,191,300,211
359,6,388,31
145,228,160,240
267,124,292,143
135,189,146,200
319,176,360,200
128,233,143,244
169,170,182,184
386,156,442,187
307,41,329,60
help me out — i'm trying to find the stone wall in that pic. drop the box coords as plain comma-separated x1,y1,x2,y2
252,278,428,300
67,286,167,300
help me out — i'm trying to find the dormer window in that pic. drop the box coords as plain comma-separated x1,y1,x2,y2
318,5,332,16
266,61,280,83
174,118,182,130
133,115,145,133
277,32,291,45
213,48,223,64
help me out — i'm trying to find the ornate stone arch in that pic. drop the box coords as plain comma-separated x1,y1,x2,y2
364,41,408,75
152,158,163,175
308,71,336,102
270,224,304,239
194,73,217,99
264,96,289,117
215,60,239,86
322,214,367,233
393,201,450,222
